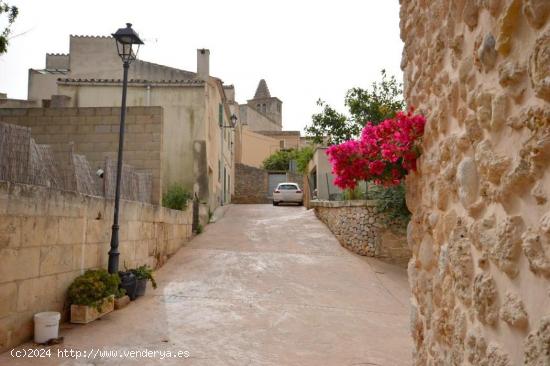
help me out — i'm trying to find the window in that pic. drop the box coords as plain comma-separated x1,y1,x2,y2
218,103,223,127
278,184,299,191
277,103,281,113
262,104,267,113
279,140,285,149
256,104,260,110
218,160,221,182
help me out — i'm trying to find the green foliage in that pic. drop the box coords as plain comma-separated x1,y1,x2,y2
343,186,365,200
195,223,203,234
162,184,191,211
0,1,18,55
295,146,314,174
262,149,295,171
345,70,405,126
129,265,157,289
67,269,120,310
305,70,405,146
305,100,355,145
367,183,410,230
262,147,314,174
115,287,126,299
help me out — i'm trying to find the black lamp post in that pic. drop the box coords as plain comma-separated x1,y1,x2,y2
108,23,144,274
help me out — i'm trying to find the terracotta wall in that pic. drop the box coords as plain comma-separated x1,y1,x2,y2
400,0,550,364
0,181,192,352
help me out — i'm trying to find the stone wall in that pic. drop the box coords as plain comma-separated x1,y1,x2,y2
0,180,192,352
0,107,163,203
400,0,550,364
233,163,304,204
233,163,269,204
311,200,410,266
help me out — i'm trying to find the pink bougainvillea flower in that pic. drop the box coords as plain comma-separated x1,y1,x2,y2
326,108,426,189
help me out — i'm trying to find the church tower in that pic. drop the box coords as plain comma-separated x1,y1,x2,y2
246,79,282,128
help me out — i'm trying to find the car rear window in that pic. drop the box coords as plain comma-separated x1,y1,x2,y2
278,184,299,190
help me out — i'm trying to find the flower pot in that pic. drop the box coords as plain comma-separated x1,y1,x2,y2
119,271,137,300
114,295,130,310
135,278,147,297
70,295,114,324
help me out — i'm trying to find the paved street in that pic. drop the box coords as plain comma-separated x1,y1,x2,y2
2,205,411,365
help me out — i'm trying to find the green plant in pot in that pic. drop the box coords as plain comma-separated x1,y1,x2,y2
68,269,120,311
68,269,120,323
128,265,157,297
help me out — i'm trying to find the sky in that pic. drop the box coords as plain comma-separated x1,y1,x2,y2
0,0,404,133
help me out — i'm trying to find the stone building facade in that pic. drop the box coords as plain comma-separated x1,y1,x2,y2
9,35,235,212
400,0,550,365
235,79,305,168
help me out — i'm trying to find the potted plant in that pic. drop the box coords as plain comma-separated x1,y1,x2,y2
68,269,119,324
118,270,138,300
128,265,157,297
114,288,130,310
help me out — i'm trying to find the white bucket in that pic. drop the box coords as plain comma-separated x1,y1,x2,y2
34,312,61,344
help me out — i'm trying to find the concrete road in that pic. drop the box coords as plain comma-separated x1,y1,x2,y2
2,205,412,365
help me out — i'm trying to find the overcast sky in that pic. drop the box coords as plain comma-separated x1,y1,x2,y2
0,0,403,133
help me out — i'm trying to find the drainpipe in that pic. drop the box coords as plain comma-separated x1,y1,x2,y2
146,84,151,106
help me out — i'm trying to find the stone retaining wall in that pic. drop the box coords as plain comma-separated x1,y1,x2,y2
311,200,410,266
0,181,192,352
233,163,269,204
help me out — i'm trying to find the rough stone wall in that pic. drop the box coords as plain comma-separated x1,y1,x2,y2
233,163,305,204
400,0,550,364
0,181,192,352
0,107,163,203
312,200,410,266
233,163,269,204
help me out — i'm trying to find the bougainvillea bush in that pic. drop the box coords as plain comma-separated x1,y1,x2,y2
326,108,426,189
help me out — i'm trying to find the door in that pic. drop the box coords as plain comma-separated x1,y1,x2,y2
268,173,287,198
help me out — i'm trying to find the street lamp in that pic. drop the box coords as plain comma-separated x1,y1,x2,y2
108,23,144,274
222,113,238,128
230,114,238,128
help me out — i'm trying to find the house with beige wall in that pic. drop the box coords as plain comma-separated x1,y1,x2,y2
13,36,235,211
234,80,306,168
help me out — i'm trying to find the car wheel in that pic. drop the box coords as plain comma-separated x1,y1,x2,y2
273,201,278,206
299,201,303,206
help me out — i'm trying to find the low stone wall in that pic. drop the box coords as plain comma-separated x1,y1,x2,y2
233,163,269,204
0,181,192,352
311,200,410,266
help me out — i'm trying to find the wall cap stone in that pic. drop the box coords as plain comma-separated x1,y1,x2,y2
310,199,378,208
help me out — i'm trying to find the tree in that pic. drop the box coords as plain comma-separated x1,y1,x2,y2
345,70,405,127
305,100,355,146
0,1,18,55
262,147,315,174
305,70,405,146
294,146,314,174
262,149,296,171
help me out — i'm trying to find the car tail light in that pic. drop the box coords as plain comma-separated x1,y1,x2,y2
296,190,302,193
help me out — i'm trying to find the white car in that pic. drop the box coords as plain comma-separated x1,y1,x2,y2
273,182,304,206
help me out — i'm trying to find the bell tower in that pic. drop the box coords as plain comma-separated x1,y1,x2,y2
247,79,282,128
